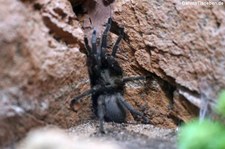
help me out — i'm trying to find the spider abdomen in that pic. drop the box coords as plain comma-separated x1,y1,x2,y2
102,94,126,123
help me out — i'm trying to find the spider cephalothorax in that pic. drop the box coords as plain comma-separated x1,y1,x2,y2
70,18,148,132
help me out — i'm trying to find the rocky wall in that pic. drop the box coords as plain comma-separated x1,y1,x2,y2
1,0,224,147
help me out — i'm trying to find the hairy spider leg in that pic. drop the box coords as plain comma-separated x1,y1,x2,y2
70,85,117,110
90,29,102,75
70,88,95,111
111,27,124,57
122,75,150,83
117,93,149,123
70,75,151,111
84,36,91,56
89,17,93,29
91,30,97,54
97,95,106,133
100,18,112,57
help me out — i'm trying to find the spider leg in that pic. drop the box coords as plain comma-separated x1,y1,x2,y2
70,85,102,110
91,29,97,54
122,75,150,83
91,29,103,71
98,95,106,133
74,76,148,100
84,36,91,56
70,85,116,110
70,89,93,110
111,27,124,57
117,93,149,123
101,18,112,50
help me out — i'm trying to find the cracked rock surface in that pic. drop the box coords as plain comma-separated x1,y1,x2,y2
112,0,225,102
0,0,224,148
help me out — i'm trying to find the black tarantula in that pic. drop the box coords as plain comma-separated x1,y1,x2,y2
70,18,148,133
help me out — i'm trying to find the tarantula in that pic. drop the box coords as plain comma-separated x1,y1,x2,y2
70,18,148,133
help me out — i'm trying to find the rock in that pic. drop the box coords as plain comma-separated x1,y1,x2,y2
0,0,88,147
111,0,225,103
1,0,224,148
17,126,121,149
17,121,177,149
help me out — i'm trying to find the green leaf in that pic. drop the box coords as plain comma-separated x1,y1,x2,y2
216,90,225,117
178,119,225,149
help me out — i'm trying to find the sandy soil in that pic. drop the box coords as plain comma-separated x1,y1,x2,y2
67,120,177,149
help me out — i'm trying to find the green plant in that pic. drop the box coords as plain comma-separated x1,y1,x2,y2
216,91,225,117
178,90,225,149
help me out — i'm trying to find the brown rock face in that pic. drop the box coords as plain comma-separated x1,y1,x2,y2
112,0,225,92
0,0,89,146
1,0,224,147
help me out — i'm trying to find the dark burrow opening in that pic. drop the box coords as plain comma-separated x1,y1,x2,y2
68,0,96,18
